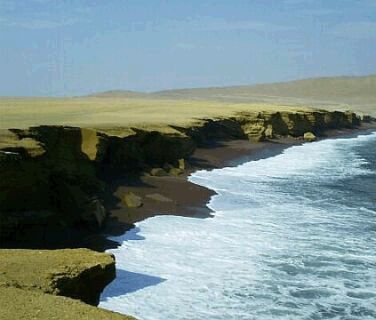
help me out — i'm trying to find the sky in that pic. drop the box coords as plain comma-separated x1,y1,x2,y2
0,0,376,96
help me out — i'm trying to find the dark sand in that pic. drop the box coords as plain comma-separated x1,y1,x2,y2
101,123,376,244
106,138,295,227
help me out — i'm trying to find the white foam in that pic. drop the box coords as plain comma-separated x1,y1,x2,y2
100,131,376,320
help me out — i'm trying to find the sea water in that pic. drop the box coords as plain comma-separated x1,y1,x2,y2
100,131,376,320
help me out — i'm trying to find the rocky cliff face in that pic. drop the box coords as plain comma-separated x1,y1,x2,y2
0,287,135,320
0,110,364,246
186,110,361,144
0,248,115,305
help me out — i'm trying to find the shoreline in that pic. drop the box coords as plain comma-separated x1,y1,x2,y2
0,110,375,319
100,123,376,249
1,109,370,251
99,122,376,320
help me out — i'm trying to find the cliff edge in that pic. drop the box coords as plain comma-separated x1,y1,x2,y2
0,109,368,247
0,248,116,305
0,287,135,320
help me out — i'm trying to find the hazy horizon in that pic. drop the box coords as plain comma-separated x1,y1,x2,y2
1,73,376,98
1,0,376,97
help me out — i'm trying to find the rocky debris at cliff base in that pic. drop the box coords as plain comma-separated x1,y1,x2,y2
304,132,317,142
122,192,143,208
169,167,184,176
150,167,169,176
163,162,185,176
0,249,116,306
0,287,135,320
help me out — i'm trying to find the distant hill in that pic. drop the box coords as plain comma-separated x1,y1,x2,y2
89,90,147,98
152,75,376,103
92,75,376,101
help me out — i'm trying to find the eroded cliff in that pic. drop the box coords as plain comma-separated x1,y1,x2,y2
0,287,135,320
0,248,116,305
0,110,367,246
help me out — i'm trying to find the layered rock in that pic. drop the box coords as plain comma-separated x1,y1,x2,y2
0,248,116,306
185,110,361,144
0,287,134,320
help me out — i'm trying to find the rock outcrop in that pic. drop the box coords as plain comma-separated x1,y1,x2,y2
184,110,361,145
304,132,317,142
122,192,143,208
0,249,115,306
0,287,134,320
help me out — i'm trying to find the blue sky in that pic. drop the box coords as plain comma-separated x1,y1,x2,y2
0,0,376,96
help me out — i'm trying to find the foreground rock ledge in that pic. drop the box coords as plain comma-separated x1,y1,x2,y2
0,287,135,320
0,248,115,306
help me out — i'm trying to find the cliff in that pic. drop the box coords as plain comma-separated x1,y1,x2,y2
0,248,115,305
0,287,135,320
0,248,134,319
0,110,366,247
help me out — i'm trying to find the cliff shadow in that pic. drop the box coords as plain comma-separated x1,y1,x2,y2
101,269,166,299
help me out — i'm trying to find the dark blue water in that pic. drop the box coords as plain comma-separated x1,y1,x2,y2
101,130,376,320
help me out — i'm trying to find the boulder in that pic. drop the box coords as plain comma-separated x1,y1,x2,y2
0,249,116,306
169,167,184,176
150,168,168,176
0,287,135,320
122,192,143,208
304,132,317,142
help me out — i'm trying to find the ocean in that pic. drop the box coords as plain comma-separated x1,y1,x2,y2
100,130,376,320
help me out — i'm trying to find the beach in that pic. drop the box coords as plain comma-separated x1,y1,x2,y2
100,125,376,320
101,123,376,243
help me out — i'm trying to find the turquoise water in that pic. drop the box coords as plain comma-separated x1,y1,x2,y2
100,131,376,320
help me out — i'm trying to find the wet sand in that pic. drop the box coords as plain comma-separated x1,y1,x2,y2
86,123,376,250
102,124,375,235
106,138,297,226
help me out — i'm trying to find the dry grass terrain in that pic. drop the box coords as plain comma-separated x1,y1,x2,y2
0,75,374,132
0,97,311,133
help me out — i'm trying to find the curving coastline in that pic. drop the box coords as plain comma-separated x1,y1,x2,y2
0,109,367,245
0,109,375,318
100,128,376,319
